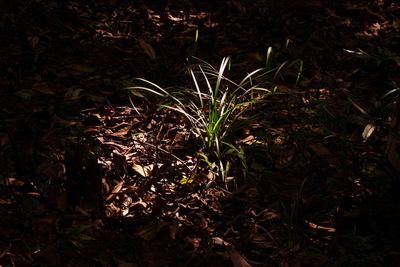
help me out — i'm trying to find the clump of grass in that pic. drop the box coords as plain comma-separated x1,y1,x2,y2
126,57,277,185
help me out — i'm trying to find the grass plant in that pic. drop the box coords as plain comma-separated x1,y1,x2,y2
126,57,275,185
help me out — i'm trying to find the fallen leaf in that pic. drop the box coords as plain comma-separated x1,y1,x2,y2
111,181,124,194
169,223,179,240
70,64,97,73
362,123,376,140
79,234,96,241
305,220,336,233
64,88,85,101
29,36,39,49
0,198,12,204
227,246,252,267
132,163,153,177
3,177,25,186
113,151,128,175
230,0,246,14
32,82,55,95
184,236,202,250
212,236,230,246
111,126,132,138
14,89,35,99
138,38,156,60
106,181,124,201
135,222,159,241
0,133,10,146
309,143,331,156
102,177,110,194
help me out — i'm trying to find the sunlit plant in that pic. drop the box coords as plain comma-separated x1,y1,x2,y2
126,57,275,184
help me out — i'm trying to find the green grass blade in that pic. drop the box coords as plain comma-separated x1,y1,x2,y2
215,57,230,98
295,59,303,86
199,65,214,104
190,69,204,108
126,86,165,97
238,68,266,88
134,78,170,95
266,46,273,69
274,61,288,80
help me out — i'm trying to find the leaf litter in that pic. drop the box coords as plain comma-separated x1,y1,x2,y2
1,0,400,266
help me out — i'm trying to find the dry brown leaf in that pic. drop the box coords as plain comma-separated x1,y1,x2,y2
111,181,124,194
184,236,202,250
306,220,336,233
70,63,97,73
113,151,127,175
0,133,10,146
3,177,25,186
362,123,376,140
126,184,138,193
111,126,132,138
132,164,153,177
106,203,120,216
227,246,252,267
135,222,159,241
106,181,124,201
29,36,39,49
102,177,110,194
275,149,295,169
169,223,179,240
32,82,55,95
84,127,101,134
210,199,223,213
138,38,156,60
0,198,12,205
212,237,230,246
251,235,274,249
230,0,246,14
309,143,331,156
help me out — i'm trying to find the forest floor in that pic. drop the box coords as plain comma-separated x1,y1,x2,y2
1,0,400,266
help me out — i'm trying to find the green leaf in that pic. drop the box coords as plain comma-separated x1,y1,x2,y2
179,175,195,184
